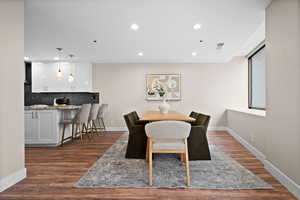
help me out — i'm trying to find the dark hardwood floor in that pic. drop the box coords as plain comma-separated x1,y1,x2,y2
0,131,297,200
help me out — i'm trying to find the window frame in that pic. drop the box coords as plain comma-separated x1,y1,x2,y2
248,44,266,110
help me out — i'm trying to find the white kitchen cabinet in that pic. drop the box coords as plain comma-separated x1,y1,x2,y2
32,62,93,92
24,111,39,140
25,110,60,145
37,110,59,143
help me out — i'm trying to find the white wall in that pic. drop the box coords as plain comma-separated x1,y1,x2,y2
228,0,300,191
92,57,248,128
0,0,26,192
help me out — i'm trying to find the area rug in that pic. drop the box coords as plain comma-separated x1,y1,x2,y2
75,134,272,189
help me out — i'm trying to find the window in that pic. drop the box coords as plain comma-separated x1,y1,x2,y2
248,45,266,110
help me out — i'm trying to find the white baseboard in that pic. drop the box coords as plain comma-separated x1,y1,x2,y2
0,168,26,192
264,160,300,199
106,127,128,132
226,127,266,162
226,127,300,200
208,126,228,131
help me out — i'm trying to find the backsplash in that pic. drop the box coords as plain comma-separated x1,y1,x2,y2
30,92,99,106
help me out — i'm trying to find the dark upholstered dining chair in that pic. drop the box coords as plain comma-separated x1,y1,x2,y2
124,111,148,159
188,111,211,160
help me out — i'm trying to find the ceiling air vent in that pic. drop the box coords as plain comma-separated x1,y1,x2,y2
216,42,224,50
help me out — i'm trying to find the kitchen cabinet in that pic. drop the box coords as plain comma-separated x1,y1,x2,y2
24,111,39,140
25,108,78,146
25,110,59,145
32,62,93,93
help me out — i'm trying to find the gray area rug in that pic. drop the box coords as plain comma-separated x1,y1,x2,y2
75,134,272,189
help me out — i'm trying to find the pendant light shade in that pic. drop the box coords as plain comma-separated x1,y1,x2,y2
68,54,75,82
68,73,74,82
56,48,64,80
57,68,63,80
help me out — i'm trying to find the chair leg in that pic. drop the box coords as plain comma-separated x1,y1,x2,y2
83,123,90,141
180,153,185,164
71,123,74,141
61,124,66,146
89,122,94,140
80,124,83,142
148,138,153,186
184,139,191,186
75,124,80,139
97,118,102,131
100,117,106,131
92,120,99,136
146,138,149,163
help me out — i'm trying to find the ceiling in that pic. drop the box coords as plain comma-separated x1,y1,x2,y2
25,0,271,63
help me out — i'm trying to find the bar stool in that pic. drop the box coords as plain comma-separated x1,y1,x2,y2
96,104,108,132
87,103,101,137
74,104,92,141
60,109,80,147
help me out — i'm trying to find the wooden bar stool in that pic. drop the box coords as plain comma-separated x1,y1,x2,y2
96,104,108,132
73,104,92,142
60,109,80,146
87,103,101,137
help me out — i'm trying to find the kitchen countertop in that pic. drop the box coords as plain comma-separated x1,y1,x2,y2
25,105,81,110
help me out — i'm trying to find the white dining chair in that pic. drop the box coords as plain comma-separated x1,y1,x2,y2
145,120,192,186
88,103,101,136
74,104,92,141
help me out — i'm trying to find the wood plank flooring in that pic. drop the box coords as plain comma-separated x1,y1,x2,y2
0,131,297,200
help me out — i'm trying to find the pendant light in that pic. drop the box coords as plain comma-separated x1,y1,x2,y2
68,54,75,82
56,48,64,80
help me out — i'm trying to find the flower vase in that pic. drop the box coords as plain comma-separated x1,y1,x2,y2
159,97,170,114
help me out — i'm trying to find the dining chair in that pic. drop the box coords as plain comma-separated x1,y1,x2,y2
74,104,92,141
96,103,108,132
88,103,101,137
188,111,211,160
123,111,147,159
145,120,192,186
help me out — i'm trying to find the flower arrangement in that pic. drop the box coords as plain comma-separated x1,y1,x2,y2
147,80,167,98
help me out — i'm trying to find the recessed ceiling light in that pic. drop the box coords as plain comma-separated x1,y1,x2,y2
24,56,29,60
138,52,144,56
192,52,197,56
193,24,202,30
53,57,59,60
131,23,139,31
216,42,225,50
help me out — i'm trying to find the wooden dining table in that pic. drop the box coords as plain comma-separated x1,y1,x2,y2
139,110,195,122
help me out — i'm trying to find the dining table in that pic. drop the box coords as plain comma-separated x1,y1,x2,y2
125,110,211,160
139,110,196,122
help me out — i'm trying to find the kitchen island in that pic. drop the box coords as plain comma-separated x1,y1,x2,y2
24,105,81,146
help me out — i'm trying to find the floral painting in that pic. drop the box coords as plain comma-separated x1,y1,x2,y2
146,74,181,101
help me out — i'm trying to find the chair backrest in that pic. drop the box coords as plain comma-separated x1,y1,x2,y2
98,104,108,118
190,111,210,127
145,121,191,139
89,103,100,121
197,113,210,127
123,111,137,131
189,111,199,119
131,111,139,121
78,104,91,124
